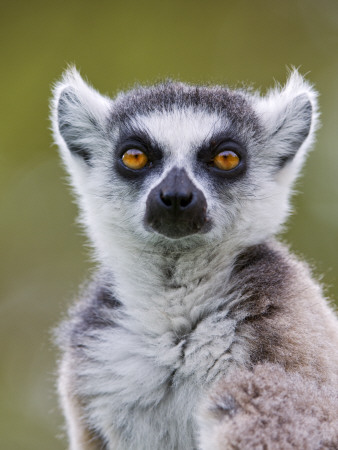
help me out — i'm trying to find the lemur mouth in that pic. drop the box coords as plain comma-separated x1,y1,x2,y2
144,167,211,239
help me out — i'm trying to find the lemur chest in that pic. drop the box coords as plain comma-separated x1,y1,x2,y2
81,309,243,449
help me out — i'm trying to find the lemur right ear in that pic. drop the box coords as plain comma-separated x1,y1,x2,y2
51,67,111,167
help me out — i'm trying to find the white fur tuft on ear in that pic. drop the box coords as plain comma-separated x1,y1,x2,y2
51,67,111,169
254,70,319,184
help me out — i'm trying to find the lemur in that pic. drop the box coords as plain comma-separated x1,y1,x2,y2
52,68,338,450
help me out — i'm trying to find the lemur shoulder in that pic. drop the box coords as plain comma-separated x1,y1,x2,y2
51,69,338,449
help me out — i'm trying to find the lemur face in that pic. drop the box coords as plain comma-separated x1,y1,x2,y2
111,106,251,240
52,70,317,253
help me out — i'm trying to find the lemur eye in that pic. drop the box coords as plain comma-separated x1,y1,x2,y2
213,150,240,171
122,149,149,170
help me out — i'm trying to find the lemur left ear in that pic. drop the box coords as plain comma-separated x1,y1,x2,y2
255,70,319,176
51,67,111,169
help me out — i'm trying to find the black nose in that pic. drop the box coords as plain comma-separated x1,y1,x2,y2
144,167,209,239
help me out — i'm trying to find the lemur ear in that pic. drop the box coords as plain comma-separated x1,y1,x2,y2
51,67,111,167
256,70,319,175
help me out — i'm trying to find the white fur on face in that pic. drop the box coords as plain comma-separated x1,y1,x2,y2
131,108,221,163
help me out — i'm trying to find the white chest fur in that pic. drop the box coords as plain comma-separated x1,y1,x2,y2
74,285,247,450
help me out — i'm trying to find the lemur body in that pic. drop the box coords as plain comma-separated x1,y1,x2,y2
52,70,338,449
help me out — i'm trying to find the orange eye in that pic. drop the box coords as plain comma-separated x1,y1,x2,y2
213,150,240,171
122,149,148,170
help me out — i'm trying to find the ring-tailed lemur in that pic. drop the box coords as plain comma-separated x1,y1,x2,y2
52,68,338,450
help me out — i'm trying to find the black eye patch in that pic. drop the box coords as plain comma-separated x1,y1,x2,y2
115,129,164,180
196,133,247,180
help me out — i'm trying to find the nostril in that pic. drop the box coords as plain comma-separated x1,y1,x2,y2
179,193,193,208
160,192,172,207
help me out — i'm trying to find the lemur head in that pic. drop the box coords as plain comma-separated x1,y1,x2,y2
51,69,318,262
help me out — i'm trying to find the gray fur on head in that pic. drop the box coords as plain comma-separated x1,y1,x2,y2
51,70,338,450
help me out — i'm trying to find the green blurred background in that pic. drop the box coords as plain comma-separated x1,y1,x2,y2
0,0,337,448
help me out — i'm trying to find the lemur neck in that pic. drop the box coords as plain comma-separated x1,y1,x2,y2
101,237,241,333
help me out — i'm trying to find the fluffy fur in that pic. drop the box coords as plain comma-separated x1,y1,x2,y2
51,68,338,449
198,363,338,449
